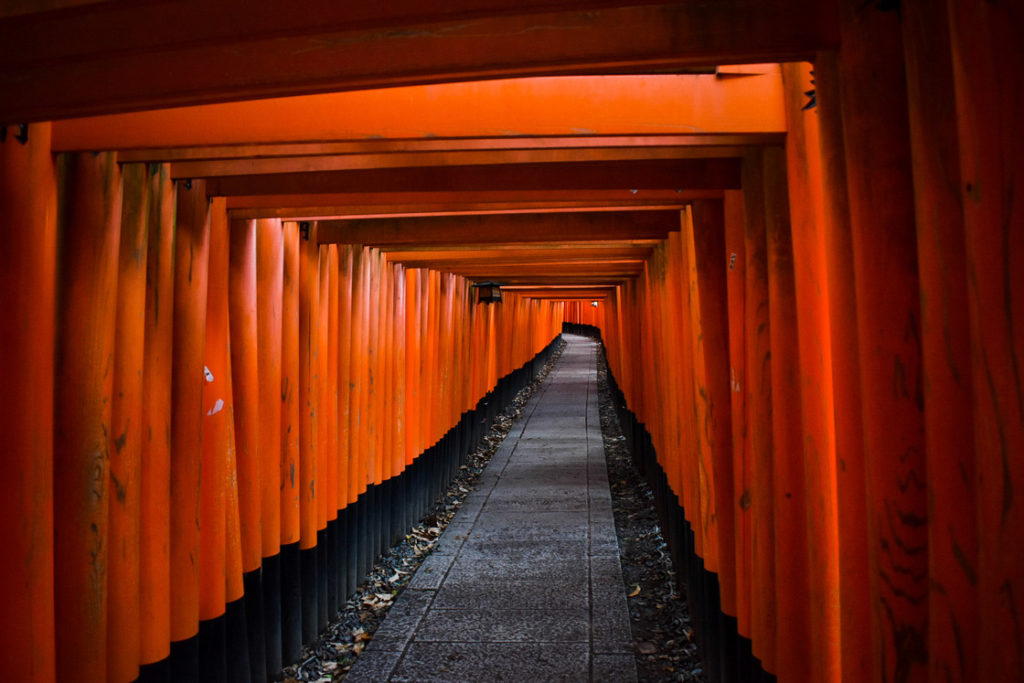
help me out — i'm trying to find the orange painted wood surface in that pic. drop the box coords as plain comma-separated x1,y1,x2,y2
947,0,1024,678
405,269,422,466
337,247,355,505
0,123,57,682
723,189,751,637
741,151,776,674
108,162,149,683
298,230,320,550
316,242,330,531
326,245,340,520
780,62,839,683
349,247,368,499
229,218,264,573
200,200,231,621
256,218,284,557
52,74,787,151
280,222,301,547
5,2,827,123
900,5,978,679
689,200,736,619
169,179,210,644
216,214,246,610
52,151,122,683
392,265,407,478
837,3,928,679
139,164,175,667
762,145,811,682
814,49,872,683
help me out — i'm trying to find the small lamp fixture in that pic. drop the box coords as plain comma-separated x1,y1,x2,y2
591,300,599,308
474,281,503,304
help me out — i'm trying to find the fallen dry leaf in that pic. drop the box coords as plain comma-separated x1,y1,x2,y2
628,584,641,597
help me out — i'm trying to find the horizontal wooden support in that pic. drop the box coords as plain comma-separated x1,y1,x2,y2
316,211,680,246
505,285,615,298
389,261,645,281
224,189,720,218
206,159,741,197
170,146,748,180
1,2,836,121
383,245,654,264
52,75,785,150
0,0,112,21
0,1,720,67
386,239,662,253
113,134,785,163
228,200,689,221
430,261,644,277
467,275,630,285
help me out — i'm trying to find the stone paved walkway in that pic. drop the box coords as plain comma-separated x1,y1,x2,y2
346,335,637,682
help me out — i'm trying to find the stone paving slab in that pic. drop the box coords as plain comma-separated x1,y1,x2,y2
346,335,637,682
390,642,590,682
431,577,588,610
414,608,590,643
454,540,590,561
407,552,457,590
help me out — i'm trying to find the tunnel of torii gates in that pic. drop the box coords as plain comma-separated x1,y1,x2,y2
0,1,1020,682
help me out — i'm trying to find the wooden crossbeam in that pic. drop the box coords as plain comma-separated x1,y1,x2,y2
1,2,836,121
504,285,615,298
383,245,653,264
113,134,784,163
315,211,680,246
224,189,719,218
207,159,741,197
169,146,748,180
51,75,785,150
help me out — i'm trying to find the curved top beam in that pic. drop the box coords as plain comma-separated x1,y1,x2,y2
2,1,835,122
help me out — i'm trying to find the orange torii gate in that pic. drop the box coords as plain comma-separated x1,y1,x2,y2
1,2,1021,682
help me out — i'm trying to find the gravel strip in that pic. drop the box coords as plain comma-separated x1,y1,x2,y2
596,347,706,683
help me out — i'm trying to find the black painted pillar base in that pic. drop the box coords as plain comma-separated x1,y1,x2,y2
137,657,172,683
262,552,283,678
198,613,225,683
243,569,266,683
317,528,328,631
225,594,251,683
169,633,199,683
345,502,359,597
300,543,319,642
280,541,302,664
327,516,341,617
